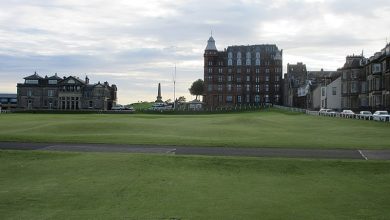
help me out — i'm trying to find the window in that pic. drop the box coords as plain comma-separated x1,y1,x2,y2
228,59,232,66
227,84,232,92
27,90,32,97
208,61,212,66
246,84,250,92
265,76,269,82
256,69,260,74
373,64,381,73
48,90,54,97
275,84,280,92
208,84,213,91
208,68,212,74
322,88,326,96
218,68,223,74
246,59,251,66
255,76,259,83
351,82,358,93
256,85,260,92
332,87,337,95
218,76,223,82
226,96,233,102
228,69,232,73
256,59,260,66
227,75,232,82
237,76,241,83
237,52,241,59
237,96,242,103
237,85,242,92
218,95,223,102
48,80,57,85
275,75,280,82
208,75,212,82
265,69,270,74
237,68,241,73
265,95,269,102
275,95,280,103
246,95,250,103
228,52,233,58
265,84,269,92
237,59,242,66
218,85,222,92
246,68,250,73
246,75,250,82
25,80,38,84
255,95,260,103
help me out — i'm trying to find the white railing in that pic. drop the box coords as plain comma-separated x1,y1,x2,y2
273,105,390,123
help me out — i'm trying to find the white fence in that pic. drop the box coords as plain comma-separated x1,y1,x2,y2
273,105,390,122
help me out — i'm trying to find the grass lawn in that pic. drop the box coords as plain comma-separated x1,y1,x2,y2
0,109,389,149
0,150,389,219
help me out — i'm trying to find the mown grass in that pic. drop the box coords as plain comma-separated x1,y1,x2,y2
0,109,389,149
0,150,389,220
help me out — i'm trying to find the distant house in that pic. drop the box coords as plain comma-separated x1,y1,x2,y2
0,94,17,110
188,99,204,111
321,77,342,111
17,72,117,110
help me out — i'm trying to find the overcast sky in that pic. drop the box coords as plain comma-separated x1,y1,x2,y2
0,0,389,104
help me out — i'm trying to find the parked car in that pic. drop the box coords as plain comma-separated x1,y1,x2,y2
111,105,125,110
356,111,372,120
373,111,390,121
125,106,135,112
340,110,355,118
318,109,330,116
325,109,336,116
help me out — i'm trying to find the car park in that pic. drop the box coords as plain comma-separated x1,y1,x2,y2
373,111,390,122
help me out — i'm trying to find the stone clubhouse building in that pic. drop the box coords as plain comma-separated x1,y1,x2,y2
17,72,117,110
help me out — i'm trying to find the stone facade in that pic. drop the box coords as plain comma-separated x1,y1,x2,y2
366,44,390,111
203,36,283,107
339,55,367,111
17,72,117,110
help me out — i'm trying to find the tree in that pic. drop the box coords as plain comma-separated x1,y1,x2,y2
177,96,186,103
189,79,204,100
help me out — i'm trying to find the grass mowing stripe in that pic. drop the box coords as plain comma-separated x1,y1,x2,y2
0,109,389,149
0,150,389,219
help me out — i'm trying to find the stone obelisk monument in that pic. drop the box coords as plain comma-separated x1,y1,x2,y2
155,83,163,103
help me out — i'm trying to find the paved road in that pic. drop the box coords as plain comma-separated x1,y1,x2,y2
1,142,390,160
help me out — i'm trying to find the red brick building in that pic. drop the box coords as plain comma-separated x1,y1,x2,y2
203,36,283,107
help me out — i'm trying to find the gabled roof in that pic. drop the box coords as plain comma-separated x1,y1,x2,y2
58,76,86,85
48,73,62,80
24,72,43,80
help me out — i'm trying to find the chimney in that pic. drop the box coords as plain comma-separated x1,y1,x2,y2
85,75,89,84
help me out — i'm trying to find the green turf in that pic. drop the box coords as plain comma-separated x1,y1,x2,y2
0,109,389,149
0,150,389,219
